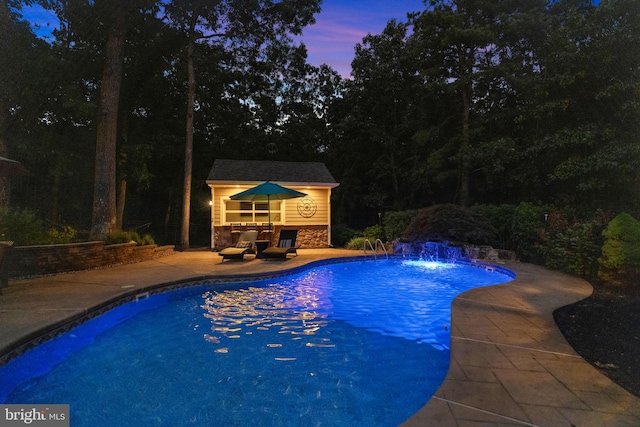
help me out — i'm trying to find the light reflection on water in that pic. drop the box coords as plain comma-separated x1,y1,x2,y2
200,278,333,356
401,259,457,269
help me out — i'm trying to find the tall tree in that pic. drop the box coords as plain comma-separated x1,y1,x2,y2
339,20,428,214
164,0,321,249
115,11,183,232
0,0,30,207
275,61,346,161
411,0,510,207
531,0,640,210
90,0,131,236
1,0,97,219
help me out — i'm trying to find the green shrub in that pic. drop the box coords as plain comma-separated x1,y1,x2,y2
384,210,419,242
363,224,384,241
346,236,368,250
540,211,610,280
140,233,155,245
0,207,45,245
44,225,78,244
510,202,552,262
340,225,384,250
598,213,640,287
332,223,360,247
402,204,495,245
104,230,155,246
470,203,609,280
0,207,157,247
104,230,135,245
471,204,517,249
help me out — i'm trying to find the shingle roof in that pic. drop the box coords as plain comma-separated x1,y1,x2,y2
206,159,338,186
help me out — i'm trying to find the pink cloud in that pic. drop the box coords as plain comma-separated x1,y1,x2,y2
298,0,425,78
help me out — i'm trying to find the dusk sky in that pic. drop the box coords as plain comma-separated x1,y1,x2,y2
20,0,602,78
299,0,426,77
20,1,427,79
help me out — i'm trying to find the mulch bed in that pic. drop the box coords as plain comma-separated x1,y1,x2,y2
554,286,640,397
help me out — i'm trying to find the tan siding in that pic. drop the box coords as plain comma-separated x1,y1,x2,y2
211,185,332,227
284,188,329,225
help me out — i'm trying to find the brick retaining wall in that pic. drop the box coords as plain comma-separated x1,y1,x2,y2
7,242,175,278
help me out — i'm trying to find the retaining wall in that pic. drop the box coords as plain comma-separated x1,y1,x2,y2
7,241,175,278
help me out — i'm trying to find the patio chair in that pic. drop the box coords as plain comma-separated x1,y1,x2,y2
218,231,259,262
262,229,300,260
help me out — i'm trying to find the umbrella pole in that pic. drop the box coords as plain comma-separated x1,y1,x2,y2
267,195,271,246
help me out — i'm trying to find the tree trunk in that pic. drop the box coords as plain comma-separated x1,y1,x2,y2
180,20,197,250
116,179,126,229
49,165,61,222
0,101,7,210
91,3,128,237
459,83,471,208
0,1,14,209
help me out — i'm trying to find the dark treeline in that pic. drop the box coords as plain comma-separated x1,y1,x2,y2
1,0,638,246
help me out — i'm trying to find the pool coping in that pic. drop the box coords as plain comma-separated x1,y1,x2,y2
401,261,640,426
1,249,639,426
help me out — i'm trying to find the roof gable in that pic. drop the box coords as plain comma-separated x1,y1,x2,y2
207,159,338,186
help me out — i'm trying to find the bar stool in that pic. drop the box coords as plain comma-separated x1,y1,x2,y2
260,223,273,243
230,223,243,244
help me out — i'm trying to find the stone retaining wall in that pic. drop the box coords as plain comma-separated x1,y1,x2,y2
393,240,517,262
7,242,175,278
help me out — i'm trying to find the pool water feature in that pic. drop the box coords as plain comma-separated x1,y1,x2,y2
0,259,513,427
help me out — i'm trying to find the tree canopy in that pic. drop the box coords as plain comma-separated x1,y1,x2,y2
1,0,638,242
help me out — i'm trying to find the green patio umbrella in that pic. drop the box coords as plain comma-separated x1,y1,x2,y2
230,181,307,244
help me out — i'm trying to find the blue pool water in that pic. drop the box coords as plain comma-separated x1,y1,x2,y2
0,259,513,426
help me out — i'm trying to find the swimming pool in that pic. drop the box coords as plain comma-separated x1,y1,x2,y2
0,258,513,426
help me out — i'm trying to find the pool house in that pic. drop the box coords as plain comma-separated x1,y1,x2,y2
206,159,339,250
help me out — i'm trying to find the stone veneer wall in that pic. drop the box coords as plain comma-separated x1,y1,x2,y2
7,241,175,278
295,225,329,248
214,225,329,250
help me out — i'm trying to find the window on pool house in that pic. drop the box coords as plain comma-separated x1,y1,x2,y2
224,199,282,224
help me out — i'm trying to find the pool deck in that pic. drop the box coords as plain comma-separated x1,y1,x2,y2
1,248,639,426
